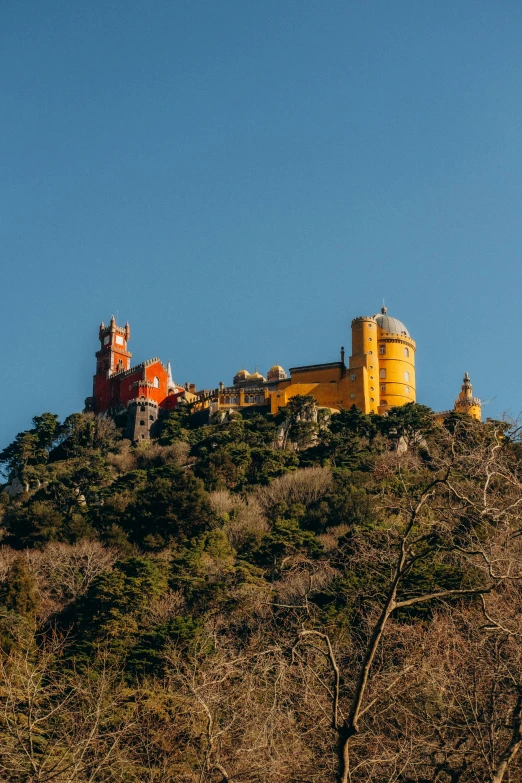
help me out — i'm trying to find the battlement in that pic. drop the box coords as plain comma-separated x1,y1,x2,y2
455,397,481,408
128,397,158,408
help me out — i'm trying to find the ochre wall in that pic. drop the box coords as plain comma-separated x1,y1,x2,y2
289,365,344,384
271,313,417,417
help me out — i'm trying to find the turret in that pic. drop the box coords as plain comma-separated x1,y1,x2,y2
454,372,481,421
348,316,379,413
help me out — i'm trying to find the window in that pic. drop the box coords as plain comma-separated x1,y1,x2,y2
380,369,386,379
140,420,145,426
140,405,145,412
381,399,388,406
350,374,356,381
405,386,410,393
149,415,154,421
350,393,355,399
153,376,160,388
404,371,410,382
404,347,409,357
379,345,386,355
381,384,386,391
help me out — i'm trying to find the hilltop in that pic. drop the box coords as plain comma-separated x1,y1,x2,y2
0,400,521,783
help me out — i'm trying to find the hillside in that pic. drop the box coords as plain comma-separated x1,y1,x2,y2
0,399,521,783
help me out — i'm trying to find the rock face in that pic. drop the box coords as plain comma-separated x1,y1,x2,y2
3,477,28,497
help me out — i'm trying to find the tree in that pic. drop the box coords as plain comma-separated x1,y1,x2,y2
290,418,522,782
0,413,62,479
0,556,38,617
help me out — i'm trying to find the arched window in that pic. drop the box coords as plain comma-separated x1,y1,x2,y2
153,376,160,388
404,371,410,382
381,399,388,406
404,347,409,357
379,369,386,379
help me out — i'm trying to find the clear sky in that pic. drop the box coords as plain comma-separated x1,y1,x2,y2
2,1,522,448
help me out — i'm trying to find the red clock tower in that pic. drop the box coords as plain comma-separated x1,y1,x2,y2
93,316,132,410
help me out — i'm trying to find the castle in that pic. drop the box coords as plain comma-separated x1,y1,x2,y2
87,316,197,440
87,308,481,439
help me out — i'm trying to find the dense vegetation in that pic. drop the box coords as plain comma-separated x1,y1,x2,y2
1,398,521,783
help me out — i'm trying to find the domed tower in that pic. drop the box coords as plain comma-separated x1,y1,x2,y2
374,307,416,413
267,364,287,382
454,372,481,421
233,369,250,386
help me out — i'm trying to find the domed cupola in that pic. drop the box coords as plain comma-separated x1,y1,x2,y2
267,364,287,381
233,369,250,385
374,307,410,337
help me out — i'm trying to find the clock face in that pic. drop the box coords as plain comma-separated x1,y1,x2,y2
115,335,124,346
104,335,110,345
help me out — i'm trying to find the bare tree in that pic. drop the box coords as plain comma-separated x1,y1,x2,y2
0,636,136,782
291,420,522,782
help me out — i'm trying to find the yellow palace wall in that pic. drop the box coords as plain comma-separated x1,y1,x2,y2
270,312,417,416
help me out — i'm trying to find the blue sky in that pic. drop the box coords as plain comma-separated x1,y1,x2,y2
2,1,522,447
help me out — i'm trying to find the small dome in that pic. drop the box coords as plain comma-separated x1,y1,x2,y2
235,369,249,378
374,311,410,337
267,364,287,381
249,371,265,380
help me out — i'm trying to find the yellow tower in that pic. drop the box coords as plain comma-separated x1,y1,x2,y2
348,307,416,415
348,316,380,413
374,307,416,414
454,372,481,421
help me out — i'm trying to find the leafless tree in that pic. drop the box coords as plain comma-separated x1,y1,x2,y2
0,636,136,782
291,419,522,782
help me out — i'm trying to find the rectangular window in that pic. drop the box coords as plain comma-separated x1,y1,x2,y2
379,345,386,355
379,369,386,379
381,384,386,391
350,374,356,381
